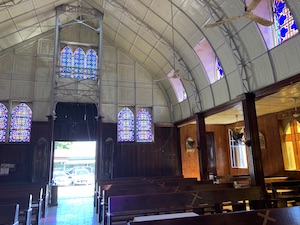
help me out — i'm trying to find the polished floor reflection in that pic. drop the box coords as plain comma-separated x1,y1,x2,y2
41,185,98,225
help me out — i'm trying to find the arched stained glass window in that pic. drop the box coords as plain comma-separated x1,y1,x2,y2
86,49,98,80
136,109,152,142
216,58,224,80
73,48,85,79
0,103,8,142
274,0,298,44
118,107,135,142
9,103,32,142
60,46,73,78
60,45,98,80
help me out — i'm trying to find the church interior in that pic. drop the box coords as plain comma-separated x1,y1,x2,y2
0,0,300,224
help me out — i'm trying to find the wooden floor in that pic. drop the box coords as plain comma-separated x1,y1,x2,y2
40,185,98,225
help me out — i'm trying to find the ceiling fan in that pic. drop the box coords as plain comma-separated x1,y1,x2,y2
154,69,192,82
154,0,192,83
204,0,274,28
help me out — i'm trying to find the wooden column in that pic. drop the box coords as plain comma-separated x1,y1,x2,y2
195,113,209,180
47,115,55,184
96,116,104,180
242,93,265,189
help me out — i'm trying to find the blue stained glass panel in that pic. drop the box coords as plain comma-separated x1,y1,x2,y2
136,109,152,142
0,103,8,142
118,107,135,142
86,49,98,80
9,103,32,142
274,0,298,44
216,58,224,80
73,48,85,79
60,46,73,78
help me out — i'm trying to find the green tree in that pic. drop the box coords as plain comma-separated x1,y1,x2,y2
55,141,73,150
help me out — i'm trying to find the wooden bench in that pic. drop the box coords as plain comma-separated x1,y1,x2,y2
95,177,200,213
106,186,267,225
0,204,20,225
267,180,300,207
128,206,300,225
215,175,251,188
99,182,234,223
0,194,32,225
0,183,45,225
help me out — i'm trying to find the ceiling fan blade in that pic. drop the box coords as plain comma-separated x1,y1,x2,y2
154,77,169,82
243,12,274,26
247,0,262,11
204,15,242,28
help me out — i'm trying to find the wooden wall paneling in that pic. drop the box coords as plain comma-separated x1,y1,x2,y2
113,125,180,178
179,124,200,180
257,114,285,177
206,125,230,176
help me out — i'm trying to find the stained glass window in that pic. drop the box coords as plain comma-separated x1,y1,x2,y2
73,48,85,79
216,58,224,80
274,0,298,44
60,46,73,78
9,103,32,142
60,46,98,80
136,109,152,142
0,103,8,142
86,49,98,80
118,107,135,142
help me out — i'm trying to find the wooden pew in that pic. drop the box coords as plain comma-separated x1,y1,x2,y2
95,177,200,213
215,175,251,188
95,175,185,198
99,182,234,223
0,204,20,225
267,180,300,207
0,183,45,225
106,186,267,225
0,195,32,225
128,206,300,225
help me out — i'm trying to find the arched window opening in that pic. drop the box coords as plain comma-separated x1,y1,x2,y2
59,45,98,80
118,107,135,142
136,109,152,143
281,119,300,170
194,38,223,84
0,103,8,142
274,0,299,44
60,46,73,78
73,47,85,79
9,103,32,143
216,58,224,80
86,49,98,80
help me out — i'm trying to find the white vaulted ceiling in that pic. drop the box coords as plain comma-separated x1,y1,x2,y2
1,0,300,124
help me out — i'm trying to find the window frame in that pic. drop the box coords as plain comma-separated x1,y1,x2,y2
228,129,248,169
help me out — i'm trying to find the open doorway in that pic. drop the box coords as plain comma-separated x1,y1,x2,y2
52,141,96,200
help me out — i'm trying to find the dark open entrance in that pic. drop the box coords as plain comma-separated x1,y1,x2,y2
54,102,98,141
51,103,98,203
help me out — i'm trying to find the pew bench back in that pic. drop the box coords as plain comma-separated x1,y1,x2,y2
128,206,300,225
0,204,20,225
107,187,265,225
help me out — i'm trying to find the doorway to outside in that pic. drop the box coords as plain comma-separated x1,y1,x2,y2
52,141,96,201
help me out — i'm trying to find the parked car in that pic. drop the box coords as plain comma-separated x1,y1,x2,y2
52,171,72,186
69,168,94,185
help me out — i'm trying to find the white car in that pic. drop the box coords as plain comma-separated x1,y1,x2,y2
52,171,72,186
71,169,94,185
